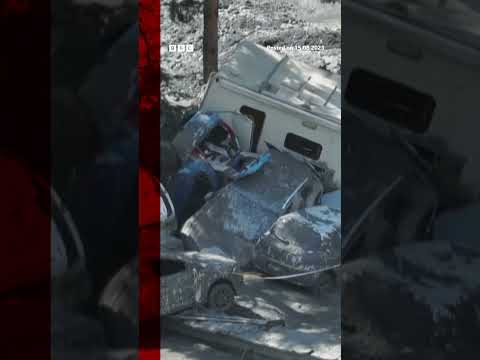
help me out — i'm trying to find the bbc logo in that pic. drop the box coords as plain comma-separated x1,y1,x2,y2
169,44,194,53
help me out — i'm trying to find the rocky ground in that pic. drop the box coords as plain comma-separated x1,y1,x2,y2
160,0,341,127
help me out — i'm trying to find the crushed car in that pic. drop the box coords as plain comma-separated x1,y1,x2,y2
180,148,327,267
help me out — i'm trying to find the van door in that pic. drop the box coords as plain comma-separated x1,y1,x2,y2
232,114,254,152
220,112,255,152
239,106,266,153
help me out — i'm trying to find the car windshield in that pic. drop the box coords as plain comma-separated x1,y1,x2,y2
349,0,480,48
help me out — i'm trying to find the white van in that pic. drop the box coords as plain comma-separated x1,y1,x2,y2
199,41,341,186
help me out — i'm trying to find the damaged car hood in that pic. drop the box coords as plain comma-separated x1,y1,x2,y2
267,206,341,266
254,206,341,286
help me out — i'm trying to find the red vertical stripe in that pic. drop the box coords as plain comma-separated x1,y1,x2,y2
139,0,161,359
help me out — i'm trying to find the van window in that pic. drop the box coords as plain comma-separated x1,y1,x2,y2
157,259,186,276
284,133,322,160
240,106,265,152
345,69,435,133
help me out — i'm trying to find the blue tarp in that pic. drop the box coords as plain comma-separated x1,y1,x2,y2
232,152,272,180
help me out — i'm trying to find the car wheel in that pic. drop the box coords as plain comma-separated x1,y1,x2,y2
207,281,236,311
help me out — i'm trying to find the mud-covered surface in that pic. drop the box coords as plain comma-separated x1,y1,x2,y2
169,279,340,359
181,149,316,266
168,146,342,357
160,0,341,137
161,333,237,360
255,206,341,286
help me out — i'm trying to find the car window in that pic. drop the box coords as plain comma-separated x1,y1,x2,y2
345,69,435,133
284,133,322,160
240,105,265,152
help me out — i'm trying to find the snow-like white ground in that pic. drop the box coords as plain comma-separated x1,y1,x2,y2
238,279,340,359
166,279,341,359
161,333,237,360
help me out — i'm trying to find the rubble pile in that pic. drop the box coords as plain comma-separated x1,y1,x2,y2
167,109,341,288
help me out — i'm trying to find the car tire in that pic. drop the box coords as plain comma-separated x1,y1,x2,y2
98,259,138,348
207,281,236,311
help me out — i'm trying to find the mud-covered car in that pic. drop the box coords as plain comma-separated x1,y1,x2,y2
181,148,325,266
158,251,243,316
98,250,242,342
254,206,341,287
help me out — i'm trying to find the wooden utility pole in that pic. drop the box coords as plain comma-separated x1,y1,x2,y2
203,0,218,83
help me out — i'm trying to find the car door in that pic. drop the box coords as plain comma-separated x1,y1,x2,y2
160,258,195,315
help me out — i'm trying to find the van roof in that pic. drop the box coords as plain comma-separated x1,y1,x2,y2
219,41,341,121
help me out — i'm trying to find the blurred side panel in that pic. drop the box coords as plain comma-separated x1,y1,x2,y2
342,1,480,358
